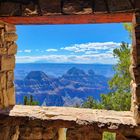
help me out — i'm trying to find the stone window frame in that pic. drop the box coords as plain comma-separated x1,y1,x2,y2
0,11,140,125
130,12,140,124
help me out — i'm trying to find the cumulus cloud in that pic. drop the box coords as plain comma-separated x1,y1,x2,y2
46,49,58,52
62,42,121,54
16,42,121,64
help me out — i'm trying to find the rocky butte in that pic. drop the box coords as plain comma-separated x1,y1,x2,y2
15,68,109,106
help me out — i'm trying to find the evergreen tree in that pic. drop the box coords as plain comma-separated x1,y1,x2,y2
23,95,39,106
82,24,132,111
123,23,132,38
82,42,131,111
30,95,33,103
24,96,28,105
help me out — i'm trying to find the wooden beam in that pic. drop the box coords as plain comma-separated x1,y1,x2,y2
0,13,133,25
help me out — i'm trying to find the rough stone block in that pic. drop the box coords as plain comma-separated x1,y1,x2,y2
0,89,3,108
132,28,140,48
2,89,9,107
129,65,140,84
0,41,6,48
7,71,14,88
0,28,4,36
10,126,19,140
0,56,15,71
131,45,140,66
5,24,16,32
133,105,140,124
63,0,92,14
39,0,61,15
43,128,58,139
0,21,5,29
0,2,21,16
7,43,17,55
0,41,2,48
132,12,140,25
0,47,7,55
133,31,140,46
135,25,140,33
0,29,5,42
7,86,15,106
134,128,140,138
22,2,38,16
19,126,32,140
0,125,11,140
0,72,6,89
4,33,18,42
131,82,140,103
131,92,135,112
31,127,43,139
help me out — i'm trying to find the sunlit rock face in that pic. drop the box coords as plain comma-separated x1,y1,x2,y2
15,67,109,106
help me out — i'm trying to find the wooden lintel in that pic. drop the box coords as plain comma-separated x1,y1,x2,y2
0,13,133,25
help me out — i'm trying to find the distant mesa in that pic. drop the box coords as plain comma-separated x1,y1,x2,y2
65,67,86,76
25,71,49,81
15,67,110,106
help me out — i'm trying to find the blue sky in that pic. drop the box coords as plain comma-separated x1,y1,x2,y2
16,23,130,64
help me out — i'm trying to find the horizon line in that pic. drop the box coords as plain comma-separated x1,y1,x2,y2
15,62,115,65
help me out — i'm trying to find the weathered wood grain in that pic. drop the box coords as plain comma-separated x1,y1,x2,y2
0,13,133,25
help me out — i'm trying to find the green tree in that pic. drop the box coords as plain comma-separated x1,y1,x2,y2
23,95,39,106
102,132,116,140
74,103,81,108
82,96,97,108
30,95,33,103
123,23,132,38
24,96,28,105
82,24,132,111
109,42,131,92
82,42,131,111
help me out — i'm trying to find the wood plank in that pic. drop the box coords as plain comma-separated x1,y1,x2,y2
0,13,133,25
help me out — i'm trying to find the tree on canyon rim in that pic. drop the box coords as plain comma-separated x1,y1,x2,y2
24,95,39,105
82,24,132,111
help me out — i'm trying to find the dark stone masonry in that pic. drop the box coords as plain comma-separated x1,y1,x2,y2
0,0,140,139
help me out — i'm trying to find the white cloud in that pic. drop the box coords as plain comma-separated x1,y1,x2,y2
16,42,121,64
18,50,23,53
46,49,58,52
85,50,100,55
18,49,32,53
62,42,121,53
24,50,32,53
16,54,117,64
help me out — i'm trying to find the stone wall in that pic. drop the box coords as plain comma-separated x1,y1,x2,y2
0,105,140,140
0,21,17,109
0,0,135,17
0,11,140,140
131,12,140,124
